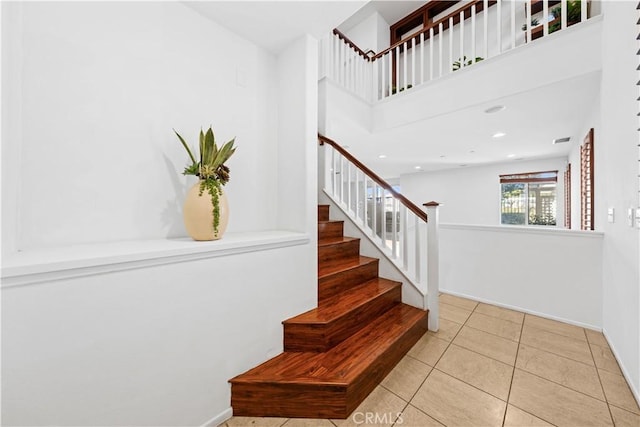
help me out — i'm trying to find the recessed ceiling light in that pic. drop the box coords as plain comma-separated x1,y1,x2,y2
493,132,507,138
439,155,446,158
469,150,476,154
459,164,468,167
414,166,422,170
552,137,571,144
507,154,516,158
378,154,387,159
485,105,506,114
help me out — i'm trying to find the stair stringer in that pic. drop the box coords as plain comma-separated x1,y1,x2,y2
319,190,426,311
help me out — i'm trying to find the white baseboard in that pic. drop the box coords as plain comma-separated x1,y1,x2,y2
200,408,232,427
602,326,640,408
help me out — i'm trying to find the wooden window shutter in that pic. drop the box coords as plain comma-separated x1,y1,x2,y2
564,164,571,229
580,128,595,230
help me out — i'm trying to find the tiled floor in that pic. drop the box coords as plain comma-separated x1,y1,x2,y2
220,295,640,427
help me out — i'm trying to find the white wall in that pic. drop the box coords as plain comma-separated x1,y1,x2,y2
440,224,603,328
343,11,389,54
597,0,640,401
1,2,318,425
2,1,280,251
400,157,567,226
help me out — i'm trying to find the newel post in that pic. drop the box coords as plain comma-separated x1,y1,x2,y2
424,201,440,332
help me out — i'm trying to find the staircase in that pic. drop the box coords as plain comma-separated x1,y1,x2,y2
229,205,428,419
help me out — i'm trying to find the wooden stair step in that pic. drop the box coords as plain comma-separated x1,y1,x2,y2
318,236,360,264
318,220,344,240
318,256,379,303
230,303,428,418
283,278,401,352
318,204,330,221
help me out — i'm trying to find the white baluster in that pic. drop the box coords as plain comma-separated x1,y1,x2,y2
414,215,421,282
363,177,369,230
403,41,408,90
428,29,433,81
355,169,360,221
460,11,465,68
331,148,337,197
372,184,378,237
381,189,387,247
561,0,568,29
484,0,489,58
497,0,502,53
471,5,476,63
448,17,454,73
392,198,398,258
388,52,393,98
341,41,346,86
526,0,532,43
543,0,549,37
420,32,425,84
402,205,409,270
394,45,400,93
380,57,385,100
438,23,444,77
581,0,587,22
347,162,352,213
511,0,516,49
411,37,416,88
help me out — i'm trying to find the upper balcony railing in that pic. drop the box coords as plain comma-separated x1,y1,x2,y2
319,0,599,101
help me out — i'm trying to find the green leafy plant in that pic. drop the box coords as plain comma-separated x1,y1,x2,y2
521,17,540,31
452,56,484,71
550,0,583,33
391,84,413,95
174,126,236,234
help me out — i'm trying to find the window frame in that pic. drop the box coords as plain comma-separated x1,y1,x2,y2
499,170,559,227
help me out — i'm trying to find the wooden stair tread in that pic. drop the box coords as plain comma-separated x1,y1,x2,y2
285,278,400,324
230,304,426,385
319,255,377,278
318,236,359,247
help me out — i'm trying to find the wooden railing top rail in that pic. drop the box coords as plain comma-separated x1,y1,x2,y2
332,28,373,61
372,0,492,60
318,134,428,222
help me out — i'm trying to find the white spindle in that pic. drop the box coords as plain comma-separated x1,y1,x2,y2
402,206,408,270
420,32,425,84
339,155,345,204
403,41,408,90
484,0,489,58
497,0,502,53
429,28,433,81
460,11,465,68
372,185,378,237
526,0,532,43
347,162,352,212
414,215,421,282
392,198,398,257
331,148,337,197
438,23,444,77
543,0,549,36
395,45,400,93
510,0,516,49
471,5,476,63
581,0,587,23
388,52,393,98
561,0,568,29
449,17,454,73
411,37,416,87
355,169,360,221
363,177,369,229
381,190,387,246
380,57,386,100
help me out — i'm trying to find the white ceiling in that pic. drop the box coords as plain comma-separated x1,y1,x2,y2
184,1,368,54
339,71,601,178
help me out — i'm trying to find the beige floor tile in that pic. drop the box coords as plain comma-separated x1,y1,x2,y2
439,294,478,311
524,314,587,341
466,312,522,342
381,355,432,402
335,386,406,427
475,303,524,324
520,324,593,365
516,344,604,400
427,318,462,342
599,370,640,415
591,343,624,376
509,369,613,426
435,344,513,400
585,329,610,348
225,417,288,427
453,326,519,365
609,405,640,427
439,302,472,324
503,404,554,426
396,404,444,427
412,370,506,426
282,419,334,427
407,334,449,366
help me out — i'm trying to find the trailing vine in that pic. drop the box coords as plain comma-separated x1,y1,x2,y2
199,178,222,235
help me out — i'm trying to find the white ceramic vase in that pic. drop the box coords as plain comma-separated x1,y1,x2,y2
183,181,229,241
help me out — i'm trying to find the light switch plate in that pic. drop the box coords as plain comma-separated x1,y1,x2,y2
636,208,640,228
607,208,615,223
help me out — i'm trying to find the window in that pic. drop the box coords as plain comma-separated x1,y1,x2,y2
500,171,558,226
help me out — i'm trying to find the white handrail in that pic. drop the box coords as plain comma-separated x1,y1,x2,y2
320,0,598,101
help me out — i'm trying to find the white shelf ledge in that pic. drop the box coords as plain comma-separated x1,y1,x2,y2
1,231,310,288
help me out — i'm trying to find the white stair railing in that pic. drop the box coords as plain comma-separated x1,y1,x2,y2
319,135,440,330
320,0,598,101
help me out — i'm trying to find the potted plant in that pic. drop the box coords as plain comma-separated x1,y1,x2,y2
452,56,484,71
174,126,236,241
